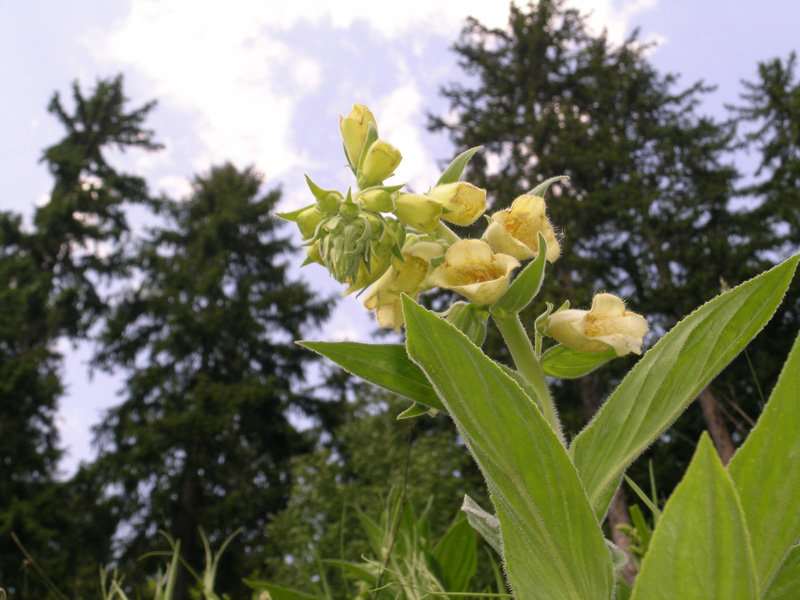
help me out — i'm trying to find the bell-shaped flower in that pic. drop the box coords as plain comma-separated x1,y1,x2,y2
359,140,402,188
483,194,560,262
546,293,649,356
363,240,444,331
393,193,443,233
427,182,486,226
427,239,520,305
340,104,377,169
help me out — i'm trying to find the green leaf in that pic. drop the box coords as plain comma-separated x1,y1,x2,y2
569,255,800,517
461,495,502,557
728,331,800,590
243,580,321,600
436,146,482,186
298,341,445,413
631,434,757,599
540,345,616,379
490,233,547,316
432,513,478,593
276,202,315,222
763,545,800,600
527,175,569,198
396,402,432,420
402,296,613,600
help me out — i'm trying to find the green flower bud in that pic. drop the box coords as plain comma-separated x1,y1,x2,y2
340,104,377,169
339,199,360,219
359,140,402,188
358,189,395,212
393,193,442,233
316,191,343,213
297,207,325,240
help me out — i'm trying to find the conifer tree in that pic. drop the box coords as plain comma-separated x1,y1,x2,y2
92,163,333,599
1,76,159,598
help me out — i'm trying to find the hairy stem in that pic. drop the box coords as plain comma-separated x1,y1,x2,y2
494,313,565,446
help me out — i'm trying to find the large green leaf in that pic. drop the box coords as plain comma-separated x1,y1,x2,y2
402,296,613,600
631,434,757,600
728,332,800,591
298,341,445,412
432,513,478,593
763,545,800,600
570,255,799,516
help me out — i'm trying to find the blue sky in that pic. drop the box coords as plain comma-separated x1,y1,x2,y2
1,0,799,476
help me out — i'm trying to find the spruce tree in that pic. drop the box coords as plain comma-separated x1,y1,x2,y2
1,76,159,598
92,163,333,599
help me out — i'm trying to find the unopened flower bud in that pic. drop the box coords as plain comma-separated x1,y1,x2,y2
428,182,487,226
338,199,360,219
316,191,343,213
297,207,325,239
359,140,402,188
306,240,323,265
393,193,442,233
340,104,377,168
546,293,648,356
358,189,395,212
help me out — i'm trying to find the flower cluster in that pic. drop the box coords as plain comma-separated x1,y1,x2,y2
283,104,648,354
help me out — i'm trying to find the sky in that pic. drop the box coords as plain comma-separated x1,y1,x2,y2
1,0,799,477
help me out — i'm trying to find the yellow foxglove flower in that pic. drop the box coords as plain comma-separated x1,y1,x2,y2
393,193,443,233
427,182,486,226
427,239,520,305
340,104,377,168
546,293,649,356
359,140,402,187
363,240,444,331
484,194,560,262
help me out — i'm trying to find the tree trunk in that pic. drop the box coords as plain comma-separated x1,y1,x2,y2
173,452,201,600
580,375,638,584
698,386,735,465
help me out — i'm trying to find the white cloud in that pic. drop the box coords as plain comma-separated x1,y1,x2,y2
372,83,440,193
91,0,657,190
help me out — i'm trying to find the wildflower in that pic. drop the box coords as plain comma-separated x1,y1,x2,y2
359,140,402,188
363,239,444,331
427,182,486,226
427,239,520,305
483,194,560,262
546,293,649,356
393,194,443,233
340,104,377,168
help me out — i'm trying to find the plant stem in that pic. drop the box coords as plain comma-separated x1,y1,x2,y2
433,222,460,245
494,313,565,446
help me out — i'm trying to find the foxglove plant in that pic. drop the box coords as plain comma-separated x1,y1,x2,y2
281,105,800,599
